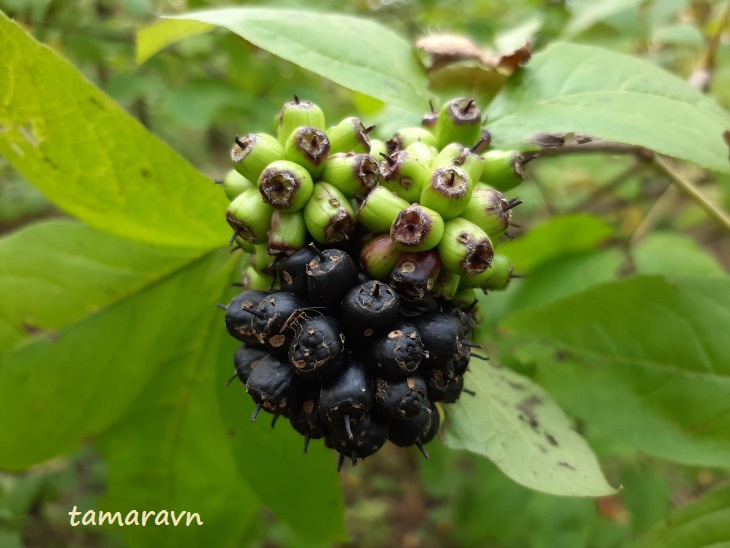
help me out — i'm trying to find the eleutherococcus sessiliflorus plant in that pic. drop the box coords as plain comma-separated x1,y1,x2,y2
218,96,522,469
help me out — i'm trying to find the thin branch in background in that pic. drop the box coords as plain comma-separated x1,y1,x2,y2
566,161,646,214
652,155,730,233
524,169,556,216
689,0,730,91
629,184,680,246
522,137,730,234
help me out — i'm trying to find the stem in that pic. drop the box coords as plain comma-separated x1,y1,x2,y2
652,155,730,233
630,184,680,246
525,140,730,233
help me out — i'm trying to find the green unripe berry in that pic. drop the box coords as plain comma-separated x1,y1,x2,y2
386,127,437,152
379,150,431,203
480,150,524,191
482,254,514,291
276,96,326,145
419,166,473,220
226,188,275,244
267,210,307,256
434,98,482,149
359,234,404,281
326,117,374,154
253,244,278,276
390,204,445,252
389,250,442,302
432,142,483,183
321,153,380,198
284,126,330,179
460,189,521,240
242,265,273,291
456,264,495,289
231,133,284,183
303,182,356,244
258,160,314,212
369,139,388,160
234,235,257,254
357,186,410,234
438,218,495,276
405,141,437,168
222,170,254,200
433,271,461,300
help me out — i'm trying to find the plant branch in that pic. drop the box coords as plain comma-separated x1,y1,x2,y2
630,184,680,245
652,155,730,233
522,138,730,233
520,139,648,163
690,0,730,90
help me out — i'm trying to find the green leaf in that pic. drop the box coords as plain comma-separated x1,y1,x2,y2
497,213,615,273
632,232,725,277
96,303,260,547
508,249,624,312
503,276,730,467
641,483,730,547
562,0,643,38
488,42,730,174
137,8,430,113
0,14,226,248
0,220,201,354
442,362,616,497
0,245,235,469
218,371,348,543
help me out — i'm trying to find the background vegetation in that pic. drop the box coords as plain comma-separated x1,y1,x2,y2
1,0,729,546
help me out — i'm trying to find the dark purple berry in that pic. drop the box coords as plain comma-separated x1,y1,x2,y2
319,358,374,426
375,375,430,420
340,280,400,343
276,246,318,296
368,323,425,379
246,353,296,419
288,316,345,379
306,247,359,310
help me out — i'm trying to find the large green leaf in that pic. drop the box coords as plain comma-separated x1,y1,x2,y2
497,213,615,273
488,42,730,174
503,276,730,467
442,362,616,497
96,302,260,547
632,232,726,277
137,8,430,113
641,483,730,547
0,14,226,248
0,220,201,354
0,244,235,469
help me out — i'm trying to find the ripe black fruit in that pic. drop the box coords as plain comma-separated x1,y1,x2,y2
424,369,464,403
340,280,400,342
319,358,374,426
305,247,359,310
375,375,430,419
223,290,271,345
411,312,465,369
368,323,425,379
232,345,269,385
289,397,328,454
388,407,432,458
329,411,390,466
251,292,307,354
276,246,318,296
246,353,296,419
288,316,345,379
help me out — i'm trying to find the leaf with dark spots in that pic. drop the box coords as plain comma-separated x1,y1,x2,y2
443,362,615,496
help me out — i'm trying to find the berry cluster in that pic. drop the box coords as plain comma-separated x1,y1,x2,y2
218,96,522,466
